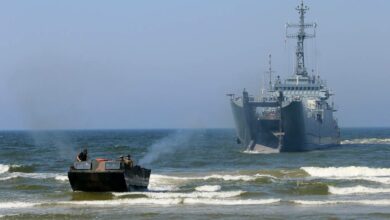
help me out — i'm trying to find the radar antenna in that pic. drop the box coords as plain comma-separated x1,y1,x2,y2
286,0,317,76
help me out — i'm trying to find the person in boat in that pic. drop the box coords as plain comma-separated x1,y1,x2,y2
76,149,88,162
122,154,133,168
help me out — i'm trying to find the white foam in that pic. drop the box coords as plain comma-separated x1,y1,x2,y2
293,199,390,206
184,198,280,205
151,173,274,182
0,176,14,181
243,148,280,154
148,184,179,191
0,214,19,218
58,198,279,206
301,166,390,178
0,172,68,182
0,164,10,174
195,185,221,192
113,190,244,199
328,185,390,195
341,138,390,145
0,202,38,209
203,174,258,181
59,198,183,206
148,173,274,191
254,174,278,179
54,175,68,181
360,177,390,184
147,174,184,191
150,174,197,181
147,173,277,192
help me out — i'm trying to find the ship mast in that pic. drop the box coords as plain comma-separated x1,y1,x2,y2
265,54,274,91
286,1,317,76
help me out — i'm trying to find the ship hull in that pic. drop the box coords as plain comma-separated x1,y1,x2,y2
231,99,340,152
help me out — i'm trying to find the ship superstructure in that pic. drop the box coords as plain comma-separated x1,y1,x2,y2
229,1,340,152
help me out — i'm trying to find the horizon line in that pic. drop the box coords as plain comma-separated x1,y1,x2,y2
0,126,389,132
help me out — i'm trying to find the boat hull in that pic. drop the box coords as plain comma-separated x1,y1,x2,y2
231,99,340,152
68,163,151,192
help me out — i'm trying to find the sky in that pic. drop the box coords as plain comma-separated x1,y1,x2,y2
0,0,389,130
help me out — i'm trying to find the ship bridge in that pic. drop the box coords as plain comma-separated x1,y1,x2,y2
272,74,329,100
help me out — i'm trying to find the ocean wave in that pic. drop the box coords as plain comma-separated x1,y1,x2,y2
359,177,390,184
0,197,278,209
112,191,244,199
0,172,68,182
341,138,390,145
0,164,37,176
328,185,390,195
147,173,275,191
0,202,38,209
0,176,14,181
292,199,390,206
54,175,69,181
183,198,280,205
6,198,390,209
0,214,20,219
148,173,275,191
319,176,390,185
148,184,179,191
0,164,10,174
242,149,280,154
59,198,183,206
195,185,221,192
58,198,280,206
8,164,35,173
203,174,259,181
0,164,22,174
151,173,275,182
148,174,183,191
149,174,199,181
301,166,390,178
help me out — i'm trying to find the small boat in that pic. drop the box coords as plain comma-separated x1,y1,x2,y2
68,157,151,192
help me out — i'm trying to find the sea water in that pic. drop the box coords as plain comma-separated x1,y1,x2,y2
0,128,389,219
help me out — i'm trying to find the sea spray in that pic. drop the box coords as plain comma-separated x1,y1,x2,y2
139,130,195,166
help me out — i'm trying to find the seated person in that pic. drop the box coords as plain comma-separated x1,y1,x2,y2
76,149,88,162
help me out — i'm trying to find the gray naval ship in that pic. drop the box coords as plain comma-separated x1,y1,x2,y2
229,1,340,152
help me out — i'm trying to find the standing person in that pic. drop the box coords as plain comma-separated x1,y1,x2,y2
123,154,133,168
76,149,88,162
